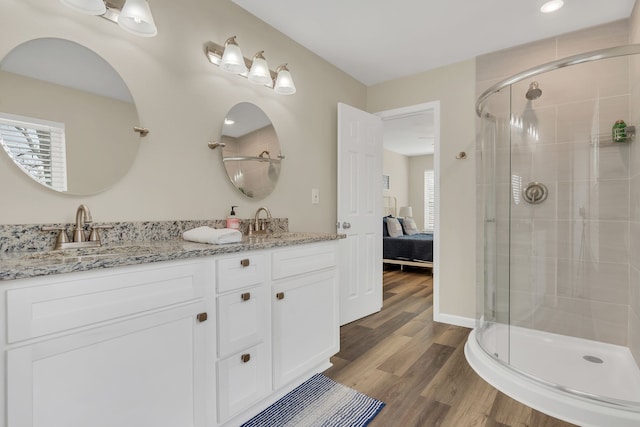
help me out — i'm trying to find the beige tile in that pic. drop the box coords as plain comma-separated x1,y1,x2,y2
510,290,534,328
557,20,629,57
630,221,640,270
630,266,640,316
531,219,558,259
476,38,557,83
533,295,628,345
556,179,629,221
632,175,640,221
510,253,556,295
630,120,640,178
532,58,629,110
509,218,533,256
532,142,571,183
629,306,640,367
509,103,557,146
630,3,640,43
567,220,629,264
555,95,630,144
556,259,629,305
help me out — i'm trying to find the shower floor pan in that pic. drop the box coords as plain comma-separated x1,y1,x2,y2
465,325,640,427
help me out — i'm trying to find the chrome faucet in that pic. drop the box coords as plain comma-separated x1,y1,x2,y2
253,207,272,234
73,204,93,242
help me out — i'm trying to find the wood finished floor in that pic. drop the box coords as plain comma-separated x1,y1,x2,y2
324,267,577,427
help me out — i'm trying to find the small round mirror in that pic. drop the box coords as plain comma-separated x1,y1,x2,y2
220,102,282,199
0,38,140,195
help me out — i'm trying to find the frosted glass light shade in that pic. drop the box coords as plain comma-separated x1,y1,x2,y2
60,0,106,15
248,52,273,87
220,41,248,74
274,65,296,95
399,206,413,218
118,0,157,37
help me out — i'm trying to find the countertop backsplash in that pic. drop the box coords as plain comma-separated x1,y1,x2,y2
0,218,289,253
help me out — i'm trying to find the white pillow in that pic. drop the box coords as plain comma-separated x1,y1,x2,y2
402,218,419,235
386,217,403,237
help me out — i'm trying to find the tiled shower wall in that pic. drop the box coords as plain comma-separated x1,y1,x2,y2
629,2,640,366
477,20,633,347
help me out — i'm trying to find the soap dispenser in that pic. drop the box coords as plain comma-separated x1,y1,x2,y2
226,206,240,230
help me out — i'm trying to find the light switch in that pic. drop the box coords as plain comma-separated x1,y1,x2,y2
311,188,320,204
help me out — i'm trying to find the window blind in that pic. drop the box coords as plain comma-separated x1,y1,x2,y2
423,169,435,231
0,113,67,191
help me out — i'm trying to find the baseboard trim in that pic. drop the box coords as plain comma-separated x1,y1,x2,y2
434,312,475,328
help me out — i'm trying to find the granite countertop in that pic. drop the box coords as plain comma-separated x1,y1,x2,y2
0,232,344,281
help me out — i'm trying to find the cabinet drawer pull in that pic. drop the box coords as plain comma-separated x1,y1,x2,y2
240,259,250,267
241,292,251,301
276,292,285,300
196,312,208,322
241,353,251,363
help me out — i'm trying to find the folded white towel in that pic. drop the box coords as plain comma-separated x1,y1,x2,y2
182,226,242,244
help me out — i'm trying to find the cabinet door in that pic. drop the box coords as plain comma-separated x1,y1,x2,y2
7,302,210,427
272,270,339,389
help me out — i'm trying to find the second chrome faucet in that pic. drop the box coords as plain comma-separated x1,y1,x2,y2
252,207,272,235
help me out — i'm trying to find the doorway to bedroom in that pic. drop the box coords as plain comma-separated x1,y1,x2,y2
377,101,440,310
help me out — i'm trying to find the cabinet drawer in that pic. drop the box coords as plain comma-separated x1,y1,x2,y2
7,260,212,343
217,286,267,358
217,343,270,423
272,242,337,280
217,253,265,293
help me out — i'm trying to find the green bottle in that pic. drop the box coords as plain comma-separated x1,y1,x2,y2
613,119,627,142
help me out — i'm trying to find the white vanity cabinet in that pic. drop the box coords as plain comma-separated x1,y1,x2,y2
3,259,215,427
271,242,340,389
1,238,340,427
215,252,271,423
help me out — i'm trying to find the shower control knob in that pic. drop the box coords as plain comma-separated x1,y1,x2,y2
522,182,548,205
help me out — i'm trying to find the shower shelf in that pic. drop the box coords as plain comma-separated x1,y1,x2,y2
594,125,635,144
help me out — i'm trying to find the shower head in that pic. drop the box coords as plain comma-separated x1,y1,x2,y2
526,81,542,100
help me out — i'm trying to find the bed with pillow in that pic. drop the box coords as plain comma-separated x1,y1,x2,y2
383,216,433,270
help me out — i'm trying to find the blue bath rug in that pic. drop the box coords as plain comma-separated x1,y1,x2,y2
241,373,385,427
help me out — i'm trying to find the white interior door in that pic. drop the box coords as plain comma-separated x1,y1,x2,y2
337,103,383,325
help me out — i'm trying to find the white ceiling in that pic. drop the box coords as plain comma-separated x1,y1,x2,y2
232,0,636,156
232,0,635,86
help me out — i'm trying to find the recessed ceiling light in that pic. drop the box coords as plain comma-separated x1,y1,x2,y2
540,0,564,13
224,118,235,125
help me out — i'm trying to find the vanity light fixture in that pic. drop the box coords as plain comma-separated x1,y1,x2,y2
273,64,296,95
60,0,158,37
248,51,273,87
206,37,297,95
540,0,564,13
117,0,157,37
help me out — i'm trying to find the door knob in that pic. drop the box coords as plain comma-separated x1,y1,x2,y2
342,222,351,229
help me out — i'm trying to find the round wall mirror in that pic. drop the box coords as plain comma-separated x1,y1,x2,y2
0,38,141,195
220,102,282,199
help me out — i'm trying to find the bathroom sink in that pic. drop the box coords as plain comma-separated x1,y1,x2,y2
17,245,157,261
